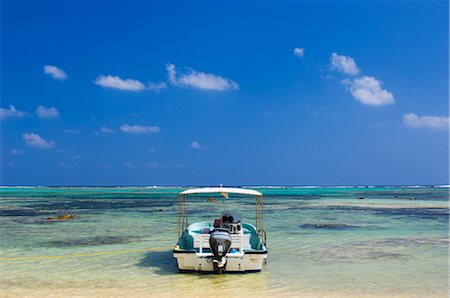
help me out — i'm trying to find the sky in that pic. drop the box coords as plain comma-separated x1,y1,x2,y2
1,0,448,186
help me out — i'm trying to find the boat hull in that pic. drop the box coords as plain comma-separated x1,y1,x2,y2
173,248,267,272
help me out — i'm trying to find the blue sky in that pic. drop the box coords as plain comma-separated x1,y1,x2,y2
1,1,448,186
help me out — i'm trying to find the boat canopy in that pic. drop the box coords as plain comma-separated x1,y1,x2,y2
180,187,262,197
177,187,266,245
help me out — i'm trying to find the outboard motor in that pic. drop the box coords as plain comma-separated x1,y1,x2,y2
209,228,232,273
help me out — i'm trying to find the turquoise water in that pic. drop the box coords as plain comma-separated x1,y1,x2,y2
0,186,448,297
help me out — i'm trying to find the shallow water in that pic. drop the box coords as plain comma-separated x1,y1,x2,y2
0,186,448,297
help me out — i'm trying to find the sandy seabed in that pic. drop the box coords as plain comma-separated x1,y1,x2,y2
2,287,448,298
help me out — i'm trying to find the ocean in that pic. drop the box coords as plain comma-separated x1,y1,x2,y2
0,186,448,297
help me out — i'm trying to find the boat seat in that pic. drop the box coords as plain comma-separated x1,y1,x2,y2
192,233,251,250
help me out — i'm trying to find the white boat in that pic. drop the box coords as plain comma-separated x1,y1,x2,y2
173,187,267,273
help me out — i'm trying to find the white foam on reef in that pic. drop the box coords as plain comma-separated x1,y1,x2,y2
435,184,450,188
0,186,37,188
247,185,429,189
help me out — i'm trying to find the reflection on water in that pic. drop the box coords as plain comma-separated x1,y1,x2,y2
0,186,448,297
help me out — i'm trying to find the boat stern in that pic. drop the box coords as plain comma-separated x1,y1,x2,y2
173,245,267,272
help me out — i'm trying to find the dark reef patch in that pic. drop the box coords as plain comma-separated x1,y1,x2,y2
281,205,449,220
0,208,43,217
42,235,143,247
299,223,363,230
23,199,175,211
353,237,450,248
308,246,410,261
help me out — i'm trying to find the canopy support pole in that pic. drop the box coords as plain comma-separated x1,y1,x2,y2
178,195,181,238
255,195,266,246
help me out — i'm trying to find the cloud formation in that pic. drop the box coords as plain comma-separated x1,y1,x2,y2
190,141,203,149
22,132,55,149
343,76,395,106
166,63,239,91
402,113,449,129
99,126,115,134
330,53,360,75
293,47,305,58
0,105,27,119
36,105,60,119
148,81,167,91
44,65,68,80
120,124,160,134
95,75,145,91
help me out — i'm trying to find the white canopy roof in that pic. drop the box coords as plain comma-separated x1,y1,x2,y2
180,187,262,196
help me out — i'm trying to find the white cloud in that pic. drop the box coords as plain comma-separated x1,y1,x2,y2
166,63,239,91
120,124,160,134
148,81,167,91
22,133,55,149
36,106,60,119
343,76,395,106
330,53,360,75
0,105,27,119
402,113,449,129
190,141,203,149
99,126,115,134
293,47,305,58
44,65,68,80
95,75,145,91
167,63,177,83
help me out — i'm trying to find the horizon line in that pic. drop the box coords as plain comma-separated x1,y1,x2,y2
0,184,448,188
